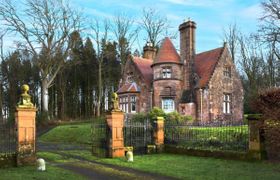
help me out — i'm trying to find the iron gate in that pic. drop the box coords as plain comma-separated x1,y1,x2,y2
124,119,153,154
0,122,16,155
91,119,109,157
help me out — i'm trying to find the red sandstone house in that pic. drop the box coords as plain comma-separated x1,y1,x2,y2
117,20,243,122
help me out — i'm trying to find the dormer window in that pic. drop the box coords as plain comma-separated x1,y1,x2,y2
223,66,231,78
162,67,171,78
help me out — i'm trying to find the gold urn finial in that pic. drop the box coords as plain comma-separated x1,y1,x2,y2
111,92,121,112
17,84,34,108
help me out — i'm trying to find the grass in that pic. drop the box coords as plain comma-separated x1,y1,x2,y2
59,150,280,180
37,151,143,180
165,125,249,151
39,123,92,144
0,164,85,180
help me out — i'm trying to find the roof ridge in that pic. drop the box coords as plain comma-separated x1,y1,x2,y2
196,46,224,56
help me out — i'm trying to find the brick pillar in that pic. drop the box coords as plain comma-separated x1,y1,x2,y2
247,115,265,160
153,116,164,152
106,111,125,158
15,84,37,166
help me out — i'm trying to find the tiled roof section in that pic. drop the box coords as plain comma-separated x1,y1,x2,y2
133,57,153,86
117,82,140,94
154,37,181,64
195,47,224,88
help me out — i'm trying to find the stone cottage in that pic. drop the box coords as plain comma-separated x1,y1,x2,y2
117,20,243,122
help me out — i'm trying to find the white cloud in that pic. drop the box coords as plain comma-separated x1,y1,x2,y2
162,0,232,7
238,4,262,20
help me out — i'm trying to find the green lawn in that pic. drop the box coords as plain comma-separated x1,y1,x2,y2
58,150,280,180
0,164,85,180
165,125,249,151
39,123,92,144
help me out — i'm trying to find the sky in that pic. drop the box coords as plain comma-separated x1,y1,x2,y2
2,0,263,54
70,0,263,53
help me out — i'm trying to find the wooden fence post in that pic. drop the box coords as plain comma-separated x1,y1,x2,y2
15,85,37,166
247,115,265,160
153,116,164,152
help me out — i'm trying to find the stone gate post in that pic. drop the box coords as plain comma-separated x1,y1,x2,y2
153,116,164,152
15,84,37,166
106,93,125,158
247,115,265,160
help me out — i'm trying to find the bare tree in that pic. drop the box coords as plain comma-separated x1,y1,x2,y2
238,34,265,90
0,29,7,61
140,8,170,47
260,0,280,60
0,0,82,118
90,19,109,117
112,13,138,72
223,23,239,63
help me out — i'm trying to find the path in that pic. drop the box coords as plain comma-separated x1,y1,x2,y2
37,142,177,180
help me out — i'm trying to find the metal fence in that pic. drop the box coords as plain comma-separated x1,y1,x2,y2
0,123,16,155
91,119,109,157
165,120,249,152
124,119,153,154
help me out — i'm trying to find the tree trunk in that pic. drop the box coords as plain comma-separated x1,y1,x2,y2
97,62,102,117
41,79,49,114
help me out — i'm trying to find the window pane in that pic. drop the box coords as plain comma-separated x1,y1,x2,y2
162,99,174,113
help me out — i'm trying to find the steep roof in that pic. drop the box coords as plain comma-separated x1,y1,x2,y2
132,57,153,86
195,47,224,88
117,82,140,94
153,37,181,64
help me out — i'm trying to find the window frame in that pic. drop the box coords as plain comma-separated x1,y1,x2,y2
223,93,231,114
130,96,136,113
223,66,231,78
161,98,175,113
162,67,172,79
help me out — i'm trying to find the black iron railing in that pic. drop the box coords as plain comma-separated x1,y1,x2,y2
0,123,16,155
124,119,153,154
164,120,249,152
91,119,109,157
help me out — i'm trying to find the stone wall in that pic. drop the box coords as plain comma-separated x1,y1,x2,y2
118,59,152,113
197,47,243,122
152,63,183,111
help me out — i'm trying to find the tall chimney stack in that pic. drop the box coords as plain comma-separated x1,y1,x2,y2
143,42,157,60
179,19,196,90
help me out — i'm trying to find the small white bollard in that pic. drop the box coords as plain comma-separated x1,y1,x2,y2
37,158,46,171
126,150,133,162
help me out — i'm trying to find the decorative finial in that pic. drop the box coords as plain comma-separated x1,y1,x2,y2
17,84,34,108
111,92,121,112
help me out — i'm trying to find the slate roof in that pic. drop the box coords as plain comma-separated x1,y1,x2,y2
153,37,181,64
117,82,140,94
132,57,153,86
121,42,224,91
194,47,224,88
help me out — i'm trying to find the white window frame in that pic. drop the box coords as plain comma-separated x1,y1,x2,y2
162,67,171,78
130,96,136,113
223,94,231,114
162,98,175,113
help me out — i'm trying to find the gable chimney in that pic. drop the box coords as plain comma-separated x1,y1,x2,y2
143,42,157,60
179,19,196,90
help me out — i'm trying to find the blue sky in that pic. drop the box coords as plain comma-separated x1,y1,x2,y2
70,0,262,53
2,0,262,54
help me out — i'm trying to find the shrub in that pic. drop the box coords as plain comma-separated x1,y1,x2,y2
131,113,148,122
148,107,165,120
252,88,280,160
252,87,280,120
